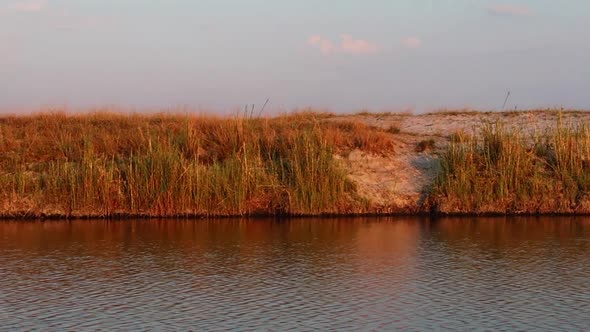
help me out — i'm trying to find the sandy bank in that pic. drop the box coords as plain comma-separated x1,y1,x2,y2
341,110,590,215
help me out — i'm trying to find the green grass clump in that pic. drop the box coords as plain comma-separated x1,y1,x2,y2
434,120,590,213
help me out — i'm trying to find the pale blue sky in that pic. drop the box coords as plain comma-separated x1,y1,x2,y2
1,0,589,113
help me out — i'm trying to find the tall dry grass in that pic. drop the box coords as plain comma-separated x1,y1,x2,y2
0,111,395,217
434,119,590,213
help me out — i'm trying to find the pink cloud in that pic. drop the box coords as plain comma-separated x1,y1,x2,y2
13,0,47,12
401,36,422,49
307,35,336,55
487,4,533,16
339,34,379,55
307,34,379,56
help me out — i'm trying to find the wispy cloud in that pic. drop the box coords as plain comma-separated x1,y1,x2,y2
401,36,422,49
13,0,47,12
308,34,379,56
487,4,533,17
339,34,379,55
308,35,336,56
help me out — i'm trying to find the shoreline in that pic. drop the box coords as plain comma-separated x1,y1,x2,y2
6,211,590,221
4,210,590,220
1,109,589,219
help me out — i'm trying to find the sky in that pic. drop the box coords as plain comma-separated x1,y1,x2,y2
1,0,589,113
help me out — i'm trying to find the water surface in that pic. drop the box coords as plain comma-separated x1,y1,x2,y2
1,217,589,331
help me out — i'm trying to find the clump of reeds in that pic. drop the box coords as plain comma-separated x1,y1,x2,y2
434,119,590,213
0,111,395,217
415,139,435,152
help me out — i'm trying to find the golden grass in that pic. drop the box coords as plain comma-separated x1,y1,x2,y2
434,119,590,214
0,111,395,218
4,108,589,217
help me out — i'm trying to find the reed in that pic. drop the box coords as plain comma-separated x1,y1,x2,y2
0,111,394,217
434,119,590,213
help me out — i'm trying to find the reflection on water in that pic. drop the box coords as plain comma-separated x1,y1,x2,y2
1,217,589,330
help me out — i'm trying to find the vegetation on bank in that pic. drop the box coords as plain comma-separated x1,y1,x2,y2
434,118,590,214
0,111,394,217
2,109,590,218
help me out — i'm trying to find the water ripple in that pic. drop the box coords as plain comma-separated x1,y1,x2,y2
1,217,590,331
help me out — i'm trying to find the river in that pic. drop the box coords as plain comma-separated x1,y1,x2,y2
1,217,589,331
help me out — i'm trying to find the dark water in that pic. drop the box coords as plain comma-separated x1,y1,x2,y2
1,217,589,331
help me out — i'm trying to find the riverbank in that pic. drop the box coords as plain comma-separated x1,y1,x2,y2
1,109,589,218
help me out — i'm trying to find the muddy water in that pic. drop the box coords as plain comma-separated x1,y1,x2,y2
1,217,589,331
